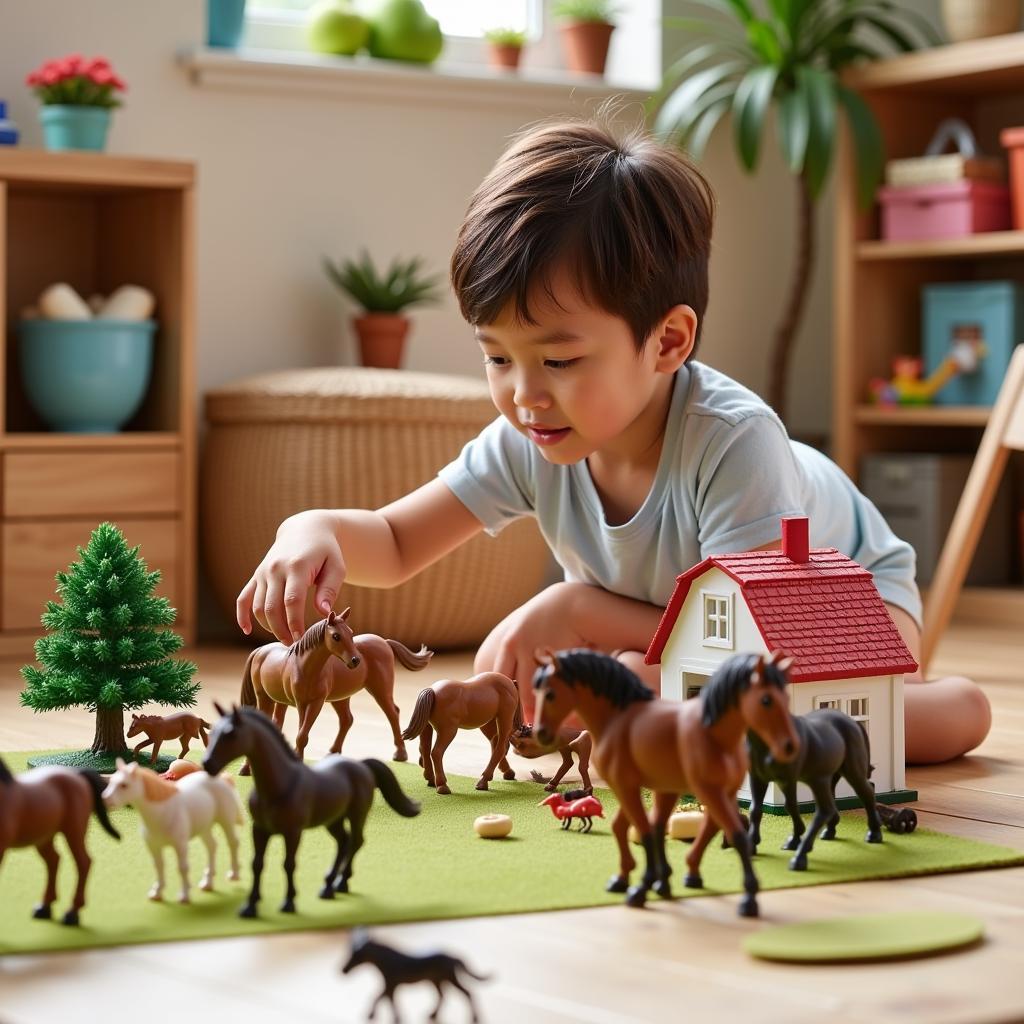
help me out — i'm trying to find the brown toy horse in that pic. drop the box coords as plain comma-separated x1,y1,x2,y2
241,608,432,770
0,755,120,925
533,649,799,917
402,672,522,795
127,711,211,766
511,724,593,793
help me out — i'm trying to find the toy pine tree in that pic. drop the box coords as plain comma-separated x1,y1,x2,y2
20,522,199,768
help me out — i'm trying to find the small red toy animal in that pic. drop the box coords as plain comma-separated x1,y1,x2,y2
539,792,604,833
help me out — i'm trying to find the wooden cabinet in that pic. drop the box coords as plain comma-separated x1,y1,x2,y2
0,151,195,655
835,35,1024,614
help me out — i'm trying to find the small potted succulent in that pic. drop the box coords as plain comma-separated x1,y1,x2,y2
25,53,126,152
485,27,527,71
323,251,442,369
552,0,616,76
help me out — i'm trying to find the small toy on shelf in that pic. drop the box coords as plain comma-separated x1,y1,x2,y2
747,662,884,871
0,755,120,925
341,928,488,1024
533,649,798,916
203,703,420,917
868,331,986,407
510,723,593,792
473,813,513,839
128,711,211,766
161,759,203,781
102,758,243,902
240,608,431,768
401,672,521,795
539,791,604,832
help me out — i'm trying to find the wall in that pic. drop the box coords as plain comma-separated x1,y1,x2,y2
1,0,943,639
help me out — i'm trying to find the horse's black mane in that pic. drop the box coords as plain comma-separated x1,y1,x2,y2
293,618,328,656
235,705,299,761
533,649,654,708
702,654,789,727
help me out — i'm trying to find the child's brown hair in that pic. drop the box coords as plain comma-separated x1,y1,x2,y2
450,117,715,354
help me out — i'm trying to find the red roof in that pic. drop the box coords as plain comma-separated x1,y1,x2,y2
644,547,918,683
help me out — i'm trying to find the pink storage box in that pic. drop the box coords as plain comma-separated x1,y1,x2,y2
878,180,1011,241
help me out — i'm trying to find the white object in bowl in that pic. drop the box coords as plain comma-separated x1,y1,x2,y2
38,283,92,320
97,284,155,321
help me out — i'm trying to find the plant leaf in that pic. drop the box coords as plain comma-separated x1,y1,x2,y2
653,61,746,139
797,64,836,197
776,85,809,172
836,82,884,209
733,64,779,171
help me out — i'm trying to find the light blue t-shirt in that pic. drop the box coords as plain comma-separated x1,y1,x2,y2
438,361,921,626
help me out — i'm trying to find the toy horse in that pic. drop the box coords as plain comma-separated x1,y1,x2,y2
204,703,420,917
402,671,522,794
533,649,799,916
103,758,243,902
747,702,884,871
127,711,211,766
241,608,432,767
0,755,120,925
511,723,593,793
341,928,488,1024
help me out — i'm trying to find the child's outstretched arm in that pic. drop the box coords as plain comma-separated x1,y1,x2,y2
236,478,484,642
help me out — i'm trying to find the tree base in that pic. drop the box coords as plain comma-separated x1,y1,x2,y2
26,749,177,774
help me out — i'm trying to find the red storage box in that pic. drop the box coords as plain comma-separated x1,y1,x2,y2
878,180,1011,241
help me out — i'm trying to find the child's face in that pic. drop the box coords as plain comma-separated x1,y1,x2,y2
476,266,688,465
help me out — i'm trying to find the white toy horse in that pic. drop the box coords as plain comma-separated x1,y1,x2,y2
103,758,243,903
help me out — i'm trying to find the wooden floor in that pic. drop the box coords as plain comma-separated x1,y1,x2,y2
1,622,1023,1024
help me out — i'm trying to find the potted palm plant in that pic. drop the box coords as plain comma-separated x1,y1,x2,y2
553,0,617,76
323,251,442,369
651,0,940,423
485,27,527,71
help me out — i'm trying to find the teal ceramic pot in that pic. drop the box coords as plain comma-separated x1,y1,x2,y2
18,319,156,433
207,0,247,47
39,105,111,152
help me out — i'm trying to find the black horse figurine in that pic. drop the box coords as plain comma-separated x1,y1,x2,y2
341,928,488,1023
203,703,420,917
747,680,884,871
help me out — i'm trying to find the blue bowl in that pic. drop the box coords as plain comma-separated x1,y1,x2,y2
18,319,157,433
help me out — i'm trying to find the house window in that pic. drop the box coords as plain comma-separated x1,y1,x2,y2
846,696,870,722
814,696,842,711
701,591,733,649
683,672,708,701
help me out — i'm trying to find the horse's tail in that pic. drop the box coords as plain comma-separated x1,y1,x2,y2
78,769,121,840
512,691,524,733
240,648,258,708
387,640,434,672
363,758,420,818
455,960,491,983
835,714,873,778
401,688,435,741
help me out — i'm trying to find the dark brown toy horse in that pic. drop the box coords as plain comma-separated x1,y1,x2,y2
203,703,420,918
127,711,211,765
0,755,120,925
511,723,593,793
533,649,799,917
401,672,522,795
241,608,433,768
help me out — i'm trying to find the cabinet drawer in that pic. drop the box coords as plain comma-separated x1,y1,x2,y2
4,451,180,518
3,518,179,631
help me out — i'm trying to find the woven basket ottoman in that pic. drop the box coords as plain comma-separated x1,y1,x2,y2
202,367,550,649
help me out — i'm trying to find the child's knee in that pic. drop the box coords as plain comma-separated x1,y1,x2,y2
948,675,992,752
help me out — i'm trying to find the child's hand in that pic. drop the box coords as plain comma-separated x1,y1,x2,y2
474,582,592,719
236,510,345,643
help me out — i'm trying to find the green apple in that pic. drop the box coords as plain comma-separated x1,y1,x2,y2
368,0,443,64
307,0,370,56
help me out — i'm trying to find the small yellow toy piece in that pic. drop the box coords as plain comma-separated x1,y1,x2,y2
473,813,512,839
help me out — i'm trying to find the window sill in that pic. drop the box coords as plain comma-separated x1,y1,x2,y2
178,46,652,112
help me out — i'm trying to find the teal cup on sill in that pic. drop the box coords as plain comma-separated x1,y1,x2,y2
18,319,156,433
207,0,247,47
39,105,111,152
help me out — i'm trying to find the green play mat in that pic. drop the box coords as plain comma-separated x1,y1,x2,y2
744,911,985,962
1,750,1021,955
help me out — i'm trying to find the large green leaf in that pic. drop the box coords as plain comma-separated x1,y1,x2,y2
837,83,884,209
797,65,836,197
777,86,810,173
655,80,737,147
689,96,733,158
746,19,784,64
733,64,779,170
654,61,746,140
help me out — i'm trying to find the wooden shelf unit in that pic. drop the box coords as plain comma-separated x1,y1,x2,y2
0,150,196,656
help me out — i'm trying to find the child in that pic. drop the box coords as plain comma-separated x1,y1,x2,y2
236,119,991,765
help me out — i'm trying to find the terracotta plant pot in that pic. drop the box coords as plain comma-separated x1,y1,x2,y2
941,0,1021,42
488,44,523,71
352,313,410,369
559,20,614,75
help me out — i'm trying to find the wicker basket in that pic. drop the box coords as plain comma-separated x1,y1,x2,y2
202,367,550,649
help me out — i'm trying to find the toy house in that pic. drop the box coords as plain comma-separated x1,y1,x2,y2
644,516,918,809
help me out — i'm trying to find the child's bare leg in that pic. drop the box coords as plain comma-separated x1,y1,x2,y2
613,651,661,694
885,603,991,764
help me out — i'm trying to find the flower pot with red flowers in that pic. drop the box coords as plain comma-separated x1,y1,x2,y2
323,251,442,369
485,27,527,71
553,0,616,76
26,53,126,152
